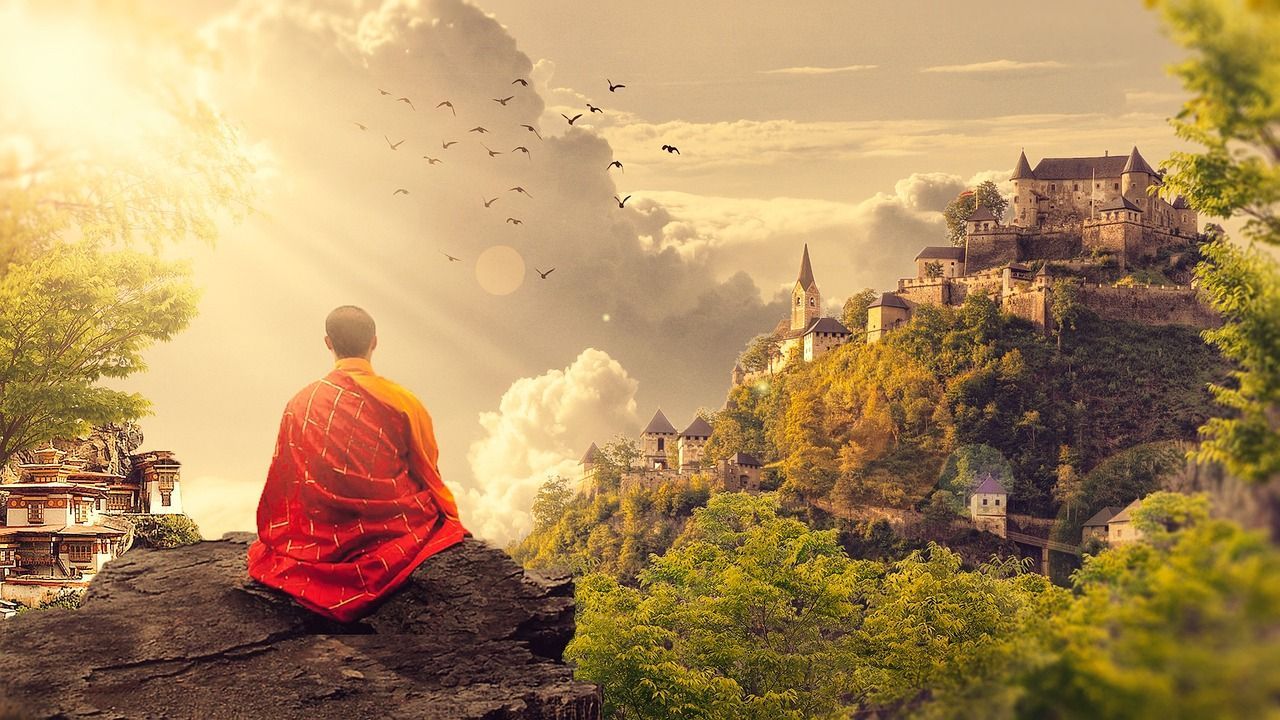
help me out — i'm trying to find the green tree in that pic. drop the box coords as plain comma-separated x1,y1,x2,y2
738,332,782,373
531,474,573,531
943,180,1009,246
1148,0,1280,482
0,244,198,465
841,288,878,343
1049,278,1084,352
924,260,944,279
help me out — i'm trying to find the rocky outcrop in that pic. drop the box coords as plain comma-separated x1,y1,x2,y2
0,423,143,482
0,533,601,719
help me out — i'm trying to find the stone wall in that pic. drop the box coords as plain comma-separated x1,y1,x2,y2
1018,231,1082,262
894,280,948,308
965,230,1018,273
1076,284,1219,328
1003,288,1050,331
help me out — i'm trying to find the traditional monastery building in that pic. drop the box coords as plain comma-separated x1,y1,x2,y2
0,443,184,606
578,409,761,497
865,145,1217,343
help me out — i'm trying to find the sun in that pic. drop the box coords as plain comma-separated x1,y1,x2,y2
475,245,526,295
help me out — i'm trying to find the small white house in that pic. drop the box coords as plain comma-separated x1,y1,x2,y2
968,474,1008,537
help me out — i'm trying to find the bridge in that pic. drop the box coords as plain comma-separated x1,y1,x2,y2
1004,529,1080,575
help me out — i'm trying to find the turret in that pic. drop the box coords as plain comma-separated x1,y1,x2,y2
1121,146,1155,212
1011,149,1037,227
790,244,821,332
640,409,678,470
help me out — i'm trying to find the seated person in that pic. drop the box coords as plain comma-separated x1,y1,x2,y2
247,305,470,622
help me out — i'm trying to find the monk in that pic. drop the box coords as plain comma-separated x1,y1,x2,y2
246,305,470,622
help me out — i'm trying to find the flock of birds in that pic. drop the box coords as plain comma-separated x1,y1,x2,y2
353,76,682,282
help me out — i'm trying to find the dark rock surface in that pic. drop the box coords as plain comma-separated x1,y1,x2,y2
0,533,601,719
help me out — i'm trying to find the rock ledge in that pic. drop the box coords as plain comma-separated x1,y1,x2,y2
0,532,601,719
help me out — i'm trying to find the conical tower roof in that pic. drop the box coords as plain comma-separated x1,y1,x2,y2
1011,149,1035,180
681,415,714,438
1122,146,1155,176
642,409,677,435
579,442,600,464
796,244,817,290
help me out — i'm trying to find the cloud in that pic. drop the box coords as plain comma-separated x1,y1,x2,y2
758,64,877,75
460,348,640,544
921,59,1069,74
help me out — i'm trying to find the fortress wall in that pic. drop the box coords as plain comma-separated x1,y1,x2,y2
965,231,1019,274
1018,232,1081,261
951,274,1002,304
1076,285,1219,328
1002,289,1050,332
895,282,948,308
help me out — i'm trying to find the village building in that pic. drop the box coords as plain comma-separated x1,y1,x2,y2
1106,499,1144,546
715,453,762,493
677,416,713,473
968,473,1008,538
0,444,184,606
865,145,1215,343
1082,506,1121,542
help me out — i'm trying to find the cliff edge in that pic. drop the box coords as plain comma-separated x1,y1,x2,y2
0,533,601,719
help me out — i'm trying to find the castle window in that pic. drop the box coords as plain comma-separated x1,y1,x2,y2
657,438,665,451
1073,183,1079,191
27,502,43,524
982,498,988,506
1114,182,1120,190
809,298,815,307
1050,183,1056,190
995,498,1001,506
67,543,92,563
160,491,172,507
795,297,800,306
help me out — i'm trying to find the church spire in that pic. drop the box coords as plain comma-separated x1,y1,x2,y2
797,243,816,290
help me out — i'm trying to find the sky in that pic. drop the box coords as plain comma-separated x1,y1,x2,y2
1,0,1197,545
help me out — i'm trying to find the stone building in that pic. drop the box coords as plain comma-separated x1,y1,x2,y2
677,416,713,472
865,145,1216,343
1107,498,1144,546
579,409,721,497
715,452,762,492
640,409,678,470
968,473,1008,538
1082,506,1120,542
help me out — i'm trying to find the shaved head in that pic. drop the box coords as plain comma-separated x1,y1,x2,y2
325,305,376,359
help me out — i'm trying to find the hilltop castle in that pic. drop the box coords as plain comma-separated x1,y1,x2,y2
578,409,763,497
868,146,1217,341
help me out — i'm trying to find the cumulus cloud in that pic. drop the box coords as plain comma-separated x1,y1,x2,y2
921,59,1069,74
461,347,639,544
758,64,877,75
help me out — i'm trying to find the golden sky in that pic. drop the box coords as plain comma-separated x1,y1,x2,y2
2,0,1194,544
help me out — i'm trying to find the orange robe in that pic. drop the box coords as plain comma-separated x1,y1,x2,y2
246,358,469,622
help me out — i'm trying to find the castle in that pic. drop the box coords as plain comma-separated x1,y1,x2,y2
868,146,1217,341
0,431,185,606
578,409,763,497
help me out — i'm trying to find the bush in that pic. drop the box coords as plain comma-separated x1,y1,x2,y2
130,514,203,549
37,588,84,611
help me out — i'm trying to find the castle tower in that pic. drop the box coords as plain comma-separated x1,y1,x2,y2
579,442,600,496
677,416,713,472
1121,146,1156,213
640,409,678,470
790,244,821,332
1010,149,1036,227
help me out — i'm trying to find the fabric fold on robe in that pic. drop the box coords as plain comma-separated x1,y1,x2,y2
247,359,469,622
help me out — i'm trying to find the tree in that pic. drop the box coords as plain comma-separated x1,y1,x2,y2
1148,0,1280,482
531,474,573,531
942,180,1009,246
1049,277,1084,351
924,260,944,279
738,332,782,373
841,288,877,343
0,244,198,466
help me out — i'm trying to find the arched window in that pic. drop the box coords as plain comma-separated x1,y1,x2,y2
808,297,815,307
795,297,801,306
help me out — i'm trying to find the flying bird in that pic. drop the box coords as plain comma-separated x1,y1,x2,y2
482,196,499,208
353,122,368,131
512,145,531,156
482,144,503,157
512,78,529,86
608,160,624,171
536,267,556,279
661,144,680,154
442,140,458,149
587,103,603,114
392,188,409,196
614,194,632,208
378,88,392,96
385,135,405,150
506,217,523,225
469,126,489,134
509,186,532,197
608,79,625,92
422,156,443,165
562,113,583,125
521,124,542,139
396,96,415,110
436,100,456,115
492,96,514,106
440,250,462,262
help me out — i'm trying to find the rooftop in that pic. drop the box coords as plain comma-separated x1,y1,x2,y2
729,452,762,467
915,246,965,261
642,409,678,435
681,416,714,438
869,292,909,310
974,474,1007,494
804,316,851,336
1083,506,1121,528
795,244,817,290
